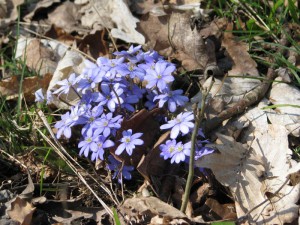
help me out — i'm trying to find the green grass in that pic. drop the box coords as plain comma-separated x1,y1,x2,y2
211,0,300,86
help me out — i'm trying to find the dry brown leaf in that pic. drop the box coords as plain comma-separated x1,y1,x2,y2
191,22,261,112
137,13,171,53
23,0,61,22
45,25,77,46
201,198,236,220
222,23,258,76
0,0,24,29
23,39,57,76
137,131,170,181
79,0,145,44
111,108,164,167
0,73,52,101
199,17,228,39
266,78,300,137
119,196,190,225
47,49,85,109
195,131,300,224
78,30,109,59
52,209,94,224
47,1,81,33
168,12,218,72
7,197,35,225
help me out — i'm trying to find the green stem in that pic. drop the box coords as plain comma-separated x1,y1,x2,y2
180,80,214,213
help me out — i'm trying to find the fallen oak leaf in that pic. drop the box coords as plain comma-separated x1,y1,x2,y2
7,197,36,225
195,131,300,224
0,73,52,102
79,0,145,44
204,68,276,132
47,1,81,33
23,0,61,22
168,12,219,73
22,38,57,76
222,23,259,77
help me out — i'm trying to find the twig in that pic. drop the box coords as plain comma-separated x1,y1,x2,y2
180,79,214,213
236,178,290,224
90,0,118,52
204,68,276,132
21,26,96,62
0,149,27,170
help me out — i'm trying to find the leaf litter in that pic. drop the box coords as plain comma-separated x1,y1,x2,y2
0,0,299,224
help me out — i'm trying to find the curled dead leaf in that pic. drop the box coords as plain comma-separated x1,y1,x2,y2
47,1,81,33
7,197,35,225
169,12,218,72
196,131,300,224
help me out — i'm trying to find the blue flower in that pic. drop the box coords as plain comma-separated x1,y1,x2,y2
160,112,194,139
121,95,139,112
117,62,145,80
96,57,124,72
115,129,144,156
78,129,99,158
107,155,134,184
94,113,123,137
35,88,45,103
159,139,177,160
144,61,175,92
154,89,189,112
55,105,86,139
80,105,104,134
91,135,115,161
53,73,77,95
114,45,142,62
97,83,124,112
76,61,105,93
170,141,191,164
194,146,214,160
144,90,158,110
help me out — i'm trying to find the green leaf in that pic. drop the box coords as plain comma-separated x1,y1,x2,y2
212,221,236,225
288,0,299,23
112,207,121,225
261,104,300,110
211,221,235,225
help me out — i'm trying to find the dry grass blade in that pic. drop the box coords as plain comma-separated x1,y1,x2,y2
34,109,118,218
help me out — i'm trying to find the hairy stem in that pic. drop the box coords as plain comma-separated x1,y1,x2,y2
180,79,214,213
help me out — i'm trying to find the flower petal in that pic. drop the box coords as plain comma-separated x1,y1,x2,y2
170,125,180,139
115,143,126,155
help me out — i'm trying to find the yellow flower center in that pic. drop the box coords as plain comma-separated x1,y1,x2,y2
169,146,175,153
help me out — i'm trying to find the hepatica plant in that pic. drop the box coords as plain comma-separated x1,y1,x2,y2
36,45,213,183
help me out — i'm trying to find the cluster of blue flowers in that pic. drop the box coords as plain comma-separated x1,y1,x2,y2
35,45,213,183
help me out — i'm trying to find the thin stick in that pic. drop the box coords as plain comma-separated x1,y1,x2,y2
35,109,120,216
236,178,290,223
0,148,27,170
21,26,96,62
180,79,214,213
90,0,118,52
